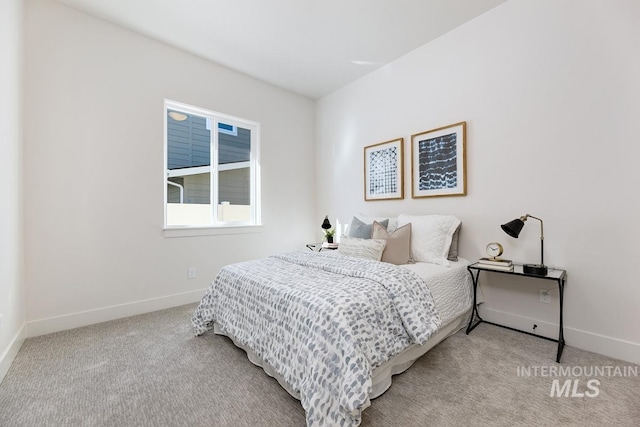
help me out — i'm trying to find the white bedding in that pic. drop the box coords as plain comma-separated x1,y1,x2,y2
401,258,473,325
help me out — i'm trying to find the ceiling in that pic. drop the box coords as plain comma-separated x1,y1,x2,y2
55,0,508,99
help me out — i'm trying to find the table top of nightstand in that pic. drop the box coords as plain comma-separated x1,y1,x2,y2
306,242,339,251
468,262,566,281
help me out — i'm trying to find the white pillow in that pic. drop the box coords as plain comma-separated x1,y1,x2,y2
397,214,461,266
356,213,398,233
338,236,387,261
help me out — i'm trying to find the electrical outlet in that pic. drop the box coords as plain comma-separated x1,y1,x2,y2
539,289,551,304
0,313,4,330
188,267,197,279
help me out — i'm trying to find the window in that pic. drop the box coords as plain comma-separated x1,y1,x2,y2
164,100,261,229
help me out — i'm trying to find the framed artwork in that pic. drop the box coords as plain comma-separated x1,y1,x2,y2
411,121,467,198
364,137,404,201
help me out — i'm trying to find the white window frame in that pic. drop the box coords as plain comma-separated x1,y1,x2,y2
163,100,261,237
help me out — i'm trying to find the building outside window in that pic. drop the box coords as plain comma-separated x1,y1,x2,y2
164,100,260,228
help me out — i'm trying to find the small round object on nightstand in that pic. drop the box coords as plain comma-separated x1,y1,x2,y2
486,242,504,259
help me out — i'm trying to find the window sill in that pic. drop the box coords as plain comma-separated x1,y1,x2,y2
163,224,263,238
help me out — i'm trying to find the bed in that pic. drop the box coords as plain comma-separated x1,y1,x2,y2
192,214,473,426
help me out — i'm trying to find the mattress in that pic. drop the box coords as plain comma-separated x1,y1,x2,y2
401,258,473,326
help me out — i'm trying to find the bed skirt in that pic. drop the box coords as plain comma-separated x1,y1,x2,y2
212,308,470,400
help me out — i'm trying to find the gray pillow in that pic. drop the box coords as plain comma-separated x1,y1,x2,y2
448,224,461,261
348,216,389,239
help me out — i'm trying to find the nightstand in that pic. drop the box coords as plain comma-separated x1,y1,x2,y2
306,243,338,251
466,262,567,363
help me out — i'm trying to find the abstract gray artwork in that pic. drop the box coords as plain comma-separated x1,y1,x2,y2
369,146,398,195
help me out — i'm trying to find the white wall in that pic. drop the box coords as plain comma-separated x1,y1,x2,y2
316,0,640,363
24,0,316,334
0,0,26,382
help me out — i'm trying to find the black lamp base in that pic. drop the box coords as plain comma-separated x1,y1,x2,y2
523,264,548,276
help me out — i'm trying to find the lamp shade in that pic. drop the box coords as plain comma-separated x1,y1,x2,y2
321,215,332,230
500,214,548,276
501,218,524,238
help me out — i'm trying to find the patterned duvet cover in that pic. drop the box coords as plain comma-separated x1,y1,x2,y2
192,250,442,426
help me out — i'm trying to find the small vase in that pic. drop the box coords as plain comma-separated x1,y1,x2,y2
327,236,334,244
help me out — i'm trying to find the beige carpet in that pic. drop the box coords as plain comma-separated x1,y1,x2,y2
1,304,638,426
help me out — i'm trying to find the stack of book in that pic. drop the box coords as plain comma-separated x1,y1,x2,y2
322,242,339,249
478,257,514,271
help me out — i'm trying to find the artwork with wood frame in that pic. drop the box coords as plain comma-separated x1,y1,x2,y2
411,121,466,198
364,138,404,201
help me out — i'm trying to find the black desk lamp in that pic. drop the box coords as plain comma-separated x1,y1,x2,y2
501,214,548,276
321,215,332,231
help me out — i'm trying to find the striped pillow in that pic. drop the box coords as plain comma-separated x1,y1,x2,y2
338,236,387,261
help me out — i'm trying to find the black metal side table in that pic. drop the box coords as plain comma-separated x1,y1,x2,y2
466,262,567,363
306,243,338,251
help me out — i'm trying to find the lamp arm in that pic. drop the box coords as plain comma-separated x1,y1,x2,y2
524,214,544,266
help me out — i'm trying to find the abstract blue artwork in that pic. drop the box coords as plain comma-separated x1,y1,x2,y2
418,132,458,191
411,122,466,198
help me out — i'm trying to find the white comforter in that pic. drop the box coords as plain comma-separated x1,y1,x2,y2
192,250,441,426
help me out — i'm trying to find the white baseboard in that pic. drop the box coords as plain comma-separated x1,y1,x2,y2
480,307,640,364
0,323,26,384
26,289,206,338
